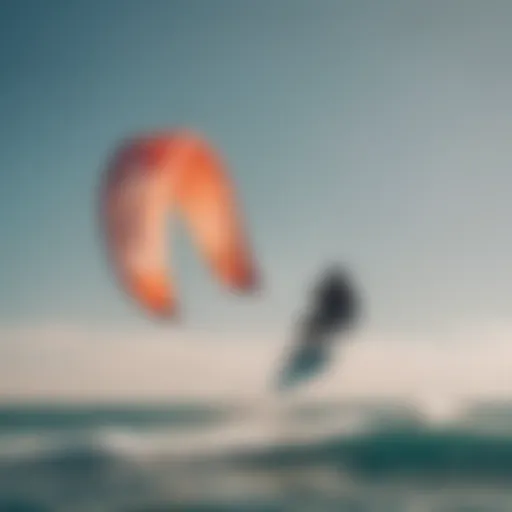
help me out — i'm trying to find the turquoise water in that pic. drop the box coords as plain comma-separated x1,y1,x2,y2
1,400,512,511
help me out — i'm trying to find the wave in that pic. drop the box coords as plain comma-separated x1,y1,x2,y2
3,410,512,511
0,403,234,433
2,412,512,479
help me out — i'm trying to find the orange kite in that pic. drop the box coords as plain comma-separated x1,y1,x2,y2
99,130,259,318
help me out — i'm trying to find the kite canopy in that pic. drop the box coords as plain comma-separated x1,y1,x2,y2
99,130,259,318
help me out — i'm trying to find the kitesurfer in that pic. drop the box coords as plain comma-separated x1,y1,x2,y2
276,265,360,391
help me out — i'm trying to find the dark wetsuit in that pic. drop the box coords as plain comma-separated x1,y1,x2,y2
306,271,358,343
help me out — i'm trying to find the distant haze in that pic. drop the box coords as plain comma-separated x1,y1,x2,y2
1,322,511,405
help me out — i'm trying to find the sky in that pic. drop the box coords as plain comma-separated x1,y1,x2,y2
2,0,512,401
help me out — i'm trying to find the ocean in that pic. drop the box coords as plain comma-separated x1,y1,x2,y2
1,398,512,511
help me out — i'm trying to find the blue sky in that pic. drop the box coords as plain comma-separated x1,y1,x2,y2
2,1,512,399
